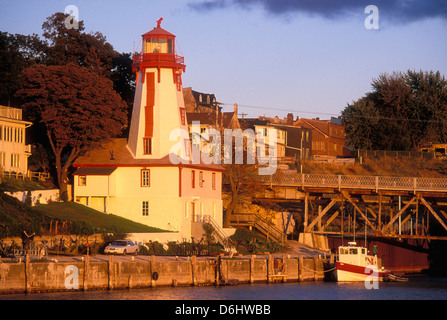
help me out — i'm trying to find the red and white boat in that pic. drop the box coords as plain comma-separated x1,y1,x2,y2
336,242,391,282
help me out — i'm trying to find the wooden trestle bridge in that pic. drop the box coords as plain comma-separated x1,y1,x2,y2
261,172,447,241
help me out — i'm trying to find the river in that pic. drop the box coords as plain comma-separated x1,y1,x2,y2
2,275,447,300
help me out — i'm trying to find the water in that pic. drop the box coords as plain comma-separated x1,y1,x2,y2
2,276,447,300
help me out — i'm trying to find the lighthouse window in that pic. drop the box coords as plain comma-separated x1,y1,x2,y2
146,38,173,54
143,138,152,155
179,108,186,125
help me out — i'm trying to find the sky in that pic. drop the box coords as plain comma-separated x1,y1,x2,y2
1,0,446,119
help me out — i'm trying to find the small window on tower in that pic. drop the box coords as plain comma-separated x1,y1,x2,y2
143,138,152,155
180,108,186,125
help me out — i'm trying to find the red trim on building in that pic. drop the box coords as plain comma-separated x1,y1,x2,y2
145,72,155,138
179,167,182,197
73,163,226,172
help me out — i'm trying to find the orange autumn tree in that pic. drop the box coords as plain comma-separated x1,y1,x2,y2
17,63,128,196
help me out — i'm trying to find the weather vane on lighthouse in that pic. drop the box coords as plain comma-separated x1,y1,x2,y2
157,17,163,28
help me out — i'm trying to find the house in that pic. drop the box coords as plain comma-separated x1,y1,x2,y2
0,106,32,174
240,115,312,160
239,118,286,158
73,21,225,241
183,87,222,114
294,118,346,158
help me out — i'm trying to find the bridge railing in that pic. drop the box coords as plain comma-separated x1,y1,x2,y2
265,172,447,193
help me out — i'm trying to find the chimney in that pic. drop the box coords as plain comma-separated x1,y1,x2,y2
287,113,293,125
233,103,238,114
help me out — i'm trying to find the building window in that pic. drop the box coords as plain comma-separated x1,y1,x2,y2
141,169,150,187
78,175,87,186
0,152,5,167
212,172,216,190
143,137,152,155
10,154,20,168
191,170,195,188
199,171,203,187
142,201,149,216
259,128,267,137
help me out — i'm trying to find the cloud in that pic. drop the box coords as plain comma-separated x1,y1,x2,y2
189,0,447,23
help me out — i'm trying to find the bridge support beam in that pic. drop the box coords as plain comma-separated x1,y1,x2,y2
382,196,418,234
420,196,447,233
300,190,447,241
305,198,337,232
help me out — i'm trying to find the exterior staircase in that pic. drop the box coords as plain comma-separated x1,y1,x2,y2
203,215,236,253
229,213,287,245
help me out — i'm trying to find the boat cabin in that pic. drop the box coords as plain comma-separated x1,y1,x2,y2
338,242,377,267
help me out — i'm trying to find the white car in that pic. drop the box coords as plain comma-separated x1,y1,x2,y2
104,240,139,255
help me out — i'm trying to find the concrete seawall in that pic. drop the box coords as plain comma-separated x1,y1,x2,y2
0,254,330,295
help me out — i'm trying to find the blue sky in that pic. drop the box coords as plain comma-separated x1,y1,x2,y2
1,0,446,119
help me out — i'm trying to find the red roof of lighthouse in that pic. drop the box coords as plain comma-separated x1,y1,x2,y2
143,27,175,38
142,18,175,38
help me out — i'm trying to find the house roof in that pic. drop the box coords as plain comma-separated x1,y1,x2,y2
187,112,239,129
190,90,218,106
294,118,345,140
239,118,269,130
74,167,117,176
73,138,225,172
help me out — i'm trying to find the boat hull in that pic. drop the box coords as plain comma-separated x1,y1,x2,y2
336,261,390,282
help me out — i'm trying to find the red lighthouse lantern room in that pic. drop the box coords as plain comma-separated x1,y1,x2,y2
133,18,185,78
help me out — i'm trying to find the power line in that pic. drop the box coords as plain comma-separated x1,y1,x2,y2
220,102,340,117
221,102,447,124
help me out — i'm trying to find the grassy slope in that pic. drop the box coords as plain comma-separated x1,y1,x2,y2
34,202,168,233
0,192,167,237
0,191,45,237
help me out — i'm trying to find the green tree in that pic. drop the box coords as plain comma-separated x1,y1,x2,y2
0,31,47,105
17,64,128,195
1,12,136,190
41,12,116,77
342,70,447,151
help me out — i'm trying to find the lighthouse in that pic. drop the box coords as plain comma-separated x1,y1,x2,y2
128,18,188,159
73,19,225,242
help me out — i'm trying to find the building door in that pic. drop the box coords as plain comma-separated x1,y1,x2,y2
91,197,106,212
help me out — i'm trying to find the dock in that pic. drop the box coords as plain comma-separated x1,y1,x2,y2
0,251,331,295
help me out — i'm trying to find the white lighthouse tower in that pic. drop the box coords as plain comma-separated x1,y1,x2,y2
128,18,188,159
73,19,226,242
